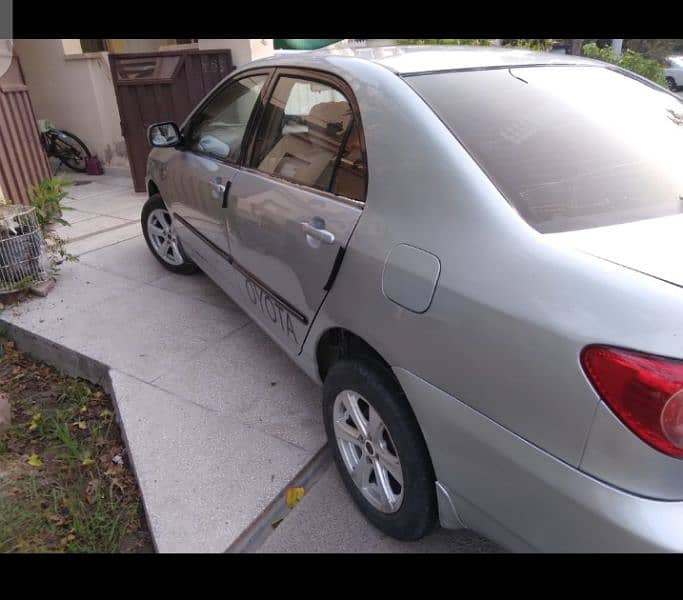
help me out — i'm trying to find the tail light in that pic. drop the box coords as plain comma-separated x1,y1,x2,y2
581,345,683,459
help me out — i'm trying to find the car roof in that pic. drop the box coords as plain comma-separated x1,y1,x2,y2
252,45,599,76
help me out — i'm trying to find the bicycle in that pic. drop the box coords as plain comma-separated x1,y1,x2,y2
38,120,92,173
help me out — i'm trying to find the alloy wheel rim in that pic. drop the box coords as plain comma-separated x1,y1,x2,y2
333,390,404,513
147,208,184,266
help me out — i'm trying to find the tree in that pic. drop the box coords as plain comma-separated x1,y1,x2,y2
569,39,584,56
623,39,683,61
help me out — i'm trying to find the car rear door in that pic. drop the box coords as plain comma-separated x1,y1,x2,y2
225,69,368,352
165,72,270,269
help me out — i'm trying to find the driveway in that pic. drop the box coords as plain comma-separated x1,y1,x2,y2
0,171,498,553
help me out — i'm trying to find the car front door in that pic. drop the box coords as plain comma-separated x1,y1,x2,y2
225,70,368,351
165,72,269,270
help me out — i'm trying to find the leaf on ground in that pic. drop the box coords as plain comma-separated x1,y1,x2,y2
28,413,42,432
75,421,87,430
271,518,283,529
48,514,66,526
286,486,305,509
109,478,125,498
85,479,100,504
81,456,95,467
27,453,43,467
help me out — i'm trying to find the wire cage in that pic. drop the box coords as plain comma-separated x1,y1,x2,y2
0,204,50,294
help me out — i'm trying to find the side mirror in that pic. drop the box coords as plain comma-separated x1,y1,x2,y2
148,122,181,148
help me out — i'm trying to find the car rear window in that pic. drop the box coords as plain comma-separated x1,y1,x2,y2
408,66,683,233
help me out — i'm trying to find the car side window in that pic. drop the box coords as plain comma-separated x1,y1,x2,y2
251,76,367,201
186,74,267,162
330,121,367,202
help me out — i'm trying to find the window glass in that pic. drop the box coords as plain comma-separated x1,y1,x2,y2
409,67,683,233
253,77,358,193
331,121,366,201
187,75,267,162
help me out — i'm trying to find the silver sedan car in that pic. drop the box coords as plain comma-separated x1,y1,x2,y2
665,55,683,91
142,46,683,552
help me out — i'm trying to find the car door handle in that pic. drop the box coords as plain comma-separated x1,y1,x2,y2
209,178,226,199
301,219,335,245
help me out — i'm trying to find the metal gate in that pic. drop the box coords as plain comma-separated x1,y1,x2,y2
0,54,51,205
109,49,235,192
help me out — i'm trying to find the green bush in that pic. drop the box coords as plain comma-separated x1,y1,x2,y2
28,177,78,267
582,42,667,86
29,177,72,228
504,39,555,51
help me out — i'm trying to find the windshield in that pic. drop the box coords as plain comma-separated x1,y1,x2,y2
408,66,683,233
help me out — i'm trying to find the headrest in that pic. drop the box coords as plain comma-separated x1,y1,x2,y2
307,101,353,136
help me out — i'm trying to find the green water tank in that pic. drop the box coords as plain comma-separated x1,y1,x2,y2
274,39,342,50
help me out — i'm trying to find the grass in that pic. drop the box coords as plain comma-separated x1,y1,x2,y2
0,337,151,553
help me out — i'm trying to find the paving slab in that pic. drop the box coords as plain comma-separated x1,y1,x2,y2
63,177,135,200
46,282,249,382
58,209,104,226
70,193,146,219
154,321,325,452
1,261,140,327
259,466,503,553
105,202,148,222
111,370,313,553
148,271,236,309
78,236,170,284
54,215,133,242
66,222,142,256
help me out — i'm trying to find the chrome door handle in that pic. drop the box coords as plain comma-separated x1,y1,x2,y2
301,219,335,245
209,178,226,199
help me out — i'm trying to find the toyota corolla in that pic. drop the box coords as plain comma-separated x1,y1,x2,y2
142,46,683,552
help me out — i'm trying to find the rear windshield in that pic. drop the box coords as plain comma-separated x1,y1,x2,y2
408,66,683,233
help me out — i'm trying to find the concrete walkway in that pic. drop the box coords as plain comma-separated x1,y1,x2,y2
260,465,501,553
0,172,497,553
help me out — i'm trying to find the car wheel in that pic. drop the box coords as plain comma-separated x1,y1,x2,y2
666,77,678,92
323,358,438,540
141,194,199,275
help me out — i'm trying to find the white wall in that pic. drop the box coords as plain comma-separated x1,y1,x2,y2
12,39,128,169
0,38,11,78
198,39,274,66
61,39,83,55
121,39,171,53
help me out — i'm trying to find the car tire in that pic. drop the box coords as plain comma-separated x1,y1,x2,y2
666,77,678,92
323,358,438,540
141,194,199,275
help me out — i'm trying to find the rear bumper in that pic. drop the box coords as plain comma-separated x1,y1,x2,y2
394,367,683,552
